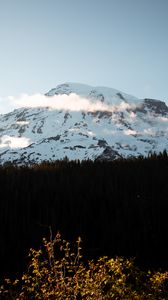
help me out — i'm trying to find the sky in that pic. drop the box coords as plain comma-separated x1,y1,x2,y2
0,0,168,112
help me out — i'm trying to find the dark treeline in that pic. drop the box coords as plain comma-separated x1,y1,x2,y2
0,152,168,278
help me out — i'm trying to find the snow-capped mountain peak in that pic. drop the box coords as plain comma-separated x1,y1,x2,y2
46,82,141,105
0,83,168,164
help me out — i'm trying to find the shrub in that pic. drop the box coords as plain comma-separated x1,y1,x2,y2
1,232,168,299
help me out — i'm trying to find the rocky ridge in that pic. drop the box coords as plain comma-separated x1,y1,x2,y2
0,83,168,164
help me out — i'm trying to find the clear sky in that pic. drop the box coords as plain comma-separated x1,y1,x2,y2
0,0,168,102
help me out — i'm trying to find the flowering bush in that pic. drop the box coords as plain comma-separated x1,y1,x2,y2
1,232,168,299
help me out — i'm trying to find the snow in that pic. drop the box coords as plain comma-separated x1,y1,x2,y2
46,82,141,105
0,83,168,164
0,135,31,149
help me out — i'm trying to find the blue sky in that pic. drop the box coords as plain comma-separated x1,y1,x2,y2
0,0,168,102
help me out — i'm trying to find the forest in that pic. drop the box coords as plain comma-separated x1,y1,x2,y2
0,152,168,280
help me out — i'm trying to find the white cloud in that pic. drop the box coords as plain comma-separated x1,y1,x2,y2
0,135,31,149
124,129,137,136
0,93,137,114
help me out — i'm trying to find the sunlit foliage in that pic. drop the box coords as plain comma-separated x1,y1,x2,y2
1,233,168,299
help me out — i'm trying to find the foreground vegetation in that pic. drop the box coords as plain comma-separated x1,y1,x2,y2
1,232,168,300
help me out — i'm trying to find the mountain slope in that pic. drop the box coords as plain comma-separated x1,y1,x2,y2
0,83,168,164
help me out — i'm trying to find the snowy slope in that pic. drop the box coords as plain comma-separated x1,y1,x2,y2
0,83,168,164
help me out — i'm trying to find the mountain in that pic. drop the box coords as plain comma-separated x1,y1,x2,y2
0,83,168,164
